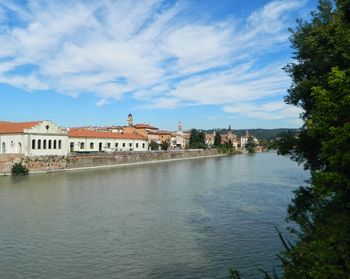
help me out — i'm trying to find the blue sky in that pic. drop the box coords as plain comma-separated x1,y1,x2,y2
0,0,318,130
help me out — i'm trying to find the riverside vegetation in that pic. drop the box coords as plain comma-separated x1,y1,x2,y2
231,0,350,277
11,162,29,176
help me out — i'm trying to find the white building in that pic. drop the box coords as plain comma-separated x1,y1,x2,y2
68,128,148,152
0,121,68,156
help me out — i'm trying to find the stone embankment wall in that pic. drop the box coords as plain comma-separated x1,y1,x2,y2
0,154,67,175
67,149,219,169
0,154,24,175
0,150,221,175
24,156,67,173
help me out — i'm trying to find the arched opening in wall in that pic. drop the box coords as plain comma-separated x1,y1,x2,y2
38,140,41,149
1,142,6,153
53,140,57,149
48,140,52,149
99,142,102,151
58,140,62,149
18,142,22,153
32,139,36,150
43,140,47,149
70,142,74,152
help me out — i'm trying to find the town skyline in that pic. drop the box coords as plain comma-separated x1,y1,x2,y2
0,0,318,130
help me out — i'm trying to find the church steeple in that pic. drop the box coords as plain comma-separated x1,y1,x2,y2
127,113,133,127
178,121,183,132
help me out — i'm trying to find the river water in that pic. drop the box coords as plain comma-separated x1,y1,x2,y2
0,152,308,278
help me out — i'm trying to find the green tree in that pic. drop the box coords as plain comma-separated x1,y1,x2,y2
245,136,257,153
214,132,222,147
275,1,350,277
189,129,206,149
160,141,170,151
149,141,159,150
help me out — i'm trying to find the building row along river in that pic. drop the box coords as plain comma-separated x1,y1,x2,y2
0,114,258,157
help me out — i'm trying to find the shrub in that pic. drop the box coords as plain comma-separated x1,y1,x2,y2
11,162,29,176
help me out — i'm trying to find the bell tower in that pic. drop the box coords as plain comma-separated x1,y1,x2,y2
178,121,183,132
127,113,133,127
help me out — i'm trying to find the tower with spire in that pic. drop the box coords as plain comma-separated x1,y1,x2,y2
178,121,183,132
228,125,232,134
127,113,133,127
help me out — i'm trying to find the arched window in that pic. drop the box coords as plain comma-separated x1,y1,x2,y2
53,140,57,149
32,139,36,149
18,142,22,153
43,140,47,149
38,140,41,149
1,142,6,153
58,140,62,149
48,140,52,149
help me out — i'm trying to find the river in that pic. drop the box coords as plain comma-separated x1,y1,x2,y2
0,152,309,278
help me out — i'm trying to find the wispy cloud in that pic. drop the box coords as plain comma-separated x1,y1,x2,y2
224,100,302,120
0,0,306,121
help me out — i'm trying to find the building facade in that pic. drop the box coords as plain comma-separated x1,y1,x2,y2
68,129,148,152
0,121,68,156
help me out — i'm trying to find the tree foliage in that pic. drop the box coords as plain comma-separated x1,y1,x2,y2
149,141,159,150
160,141,170,151
214,132,222,147
11,162,29,176
189,129,206,149
276,0,350,277
245,136,257,153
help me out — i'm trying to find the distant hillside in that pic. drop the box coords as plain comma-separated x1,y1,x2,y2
205,128,299,141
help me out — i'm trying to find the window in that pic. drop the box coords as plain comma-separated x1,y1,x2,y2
43,140,47,149
32,139,36,149
142,143,145,148
46,125,49,130
115,143,119,148
136,143,139,148
38,140,41,149
122,143,126,147
80,142,85,149
129,143,132,147
58,140,62,149
90,142,94,149
48,140,52,149
1,142,6,153
54,140,57,149
107,143,111,149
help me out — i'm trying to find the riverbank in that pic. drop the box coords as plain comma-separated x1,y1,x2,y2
0,149,224,176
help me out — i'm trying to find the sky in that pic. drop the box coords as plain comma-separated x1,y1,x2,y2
0,0,318,130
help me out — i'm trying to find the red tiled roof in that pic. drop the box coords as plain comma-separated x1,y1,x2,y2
134,123,158,130
0,121,41,134
68,128,146,140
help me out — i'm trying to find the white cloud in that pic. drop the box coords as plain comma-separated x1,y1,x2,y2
223,101,303,120
0,0,306,122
